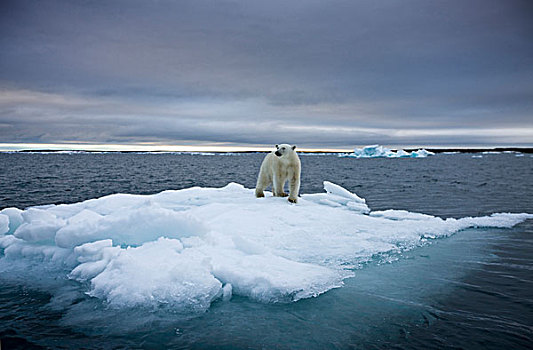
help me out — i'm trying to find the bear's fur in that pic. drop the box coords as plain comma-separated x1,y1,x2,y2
255,144,301,203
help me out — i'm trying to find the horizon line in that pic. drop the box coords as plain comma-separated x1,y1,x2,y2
1,142,533,153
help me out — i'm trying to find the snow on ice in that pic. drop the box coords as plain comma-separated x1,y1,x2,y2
340,145,435,158
0,182,531,311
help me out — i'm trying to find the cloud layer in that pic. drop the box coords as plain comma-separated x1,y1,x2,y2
1,0,532,148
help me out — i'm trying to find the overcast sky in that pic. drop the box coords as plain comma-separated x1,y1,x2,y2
1,0,532,150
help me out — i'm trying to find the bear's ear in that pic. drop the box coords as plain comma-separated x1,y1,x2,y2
292,145,296,150
275,144,279,149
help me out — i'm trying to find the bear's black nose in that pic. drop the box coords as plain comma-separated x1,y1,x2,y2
275,151,281,157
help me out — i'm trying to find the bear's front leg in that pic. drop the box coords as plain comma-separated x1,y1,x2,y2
288,175,300,203
273,175,288,197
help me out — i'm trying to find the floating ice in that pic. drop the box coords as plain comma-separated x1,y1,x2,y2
0,182,530,312
340,145,435,158
0,214,8,235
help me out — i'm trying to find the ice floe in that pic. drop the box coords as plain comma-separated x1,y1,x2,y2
0,182,530,311
340,145,435,158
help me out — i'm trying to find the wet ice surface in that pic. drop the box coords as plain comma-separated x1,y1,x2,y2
2,181,529,311
0,152,532,349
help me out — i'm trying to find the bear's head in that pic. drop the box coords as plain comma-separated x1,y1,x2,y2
274,144,296,157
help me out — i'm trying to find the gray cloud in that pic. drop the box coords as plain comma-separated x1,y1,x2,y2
1,0,532,148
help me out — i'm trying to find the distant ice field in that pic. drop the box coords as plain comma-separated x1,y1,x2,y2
339,144,435,158
0,152,532,349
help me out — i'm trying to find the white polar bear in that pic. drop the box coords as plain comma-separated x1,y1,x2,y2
255,144,301,203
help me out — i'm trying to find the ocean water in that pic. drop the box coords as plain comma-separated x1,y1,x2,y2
0,152,532,349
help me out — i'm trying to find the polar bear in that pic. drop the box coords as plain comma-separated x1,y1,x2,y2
255,144,301,203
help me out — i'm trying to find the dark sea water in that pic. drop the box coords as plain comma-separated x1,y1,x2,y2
0,152,532,349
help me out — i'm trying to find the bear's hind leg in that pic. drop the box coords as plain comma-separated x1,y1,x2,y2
255,176,269,198
255,180,268,197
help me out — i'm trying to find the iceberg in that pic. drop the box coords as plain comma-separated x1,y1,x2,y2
0,182,530,312
340,145,435,158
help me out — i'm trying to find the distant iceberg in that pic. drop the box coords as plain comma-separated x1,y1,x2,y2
0,182,530,312
340,145,435,158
